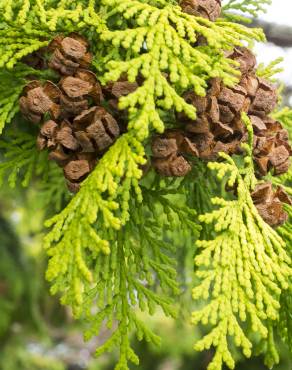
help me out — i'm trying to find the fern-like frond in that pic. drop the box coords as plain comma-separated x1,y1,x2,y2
96,0,264,140
44,133,146,312
222,0,271,23
46,171,200,369
37,163,70,212
192,114,291,370
0,0,103,32
257,58,284,82
277,205,292,354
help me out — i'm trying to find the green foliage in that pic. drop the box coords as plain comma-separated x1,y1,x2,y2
273,107,292,139
0,64,38,133
0,130,49,188
44,134,145,311
47,175,200,369
0,1,104,72
97,0,264,139
0,129,68,212
36,164,69,212
0,1,290,370
192,114,291,370
257,58,284,82
222,0,272,23
277,205,292,353
0,28,49,70
0,0,102,32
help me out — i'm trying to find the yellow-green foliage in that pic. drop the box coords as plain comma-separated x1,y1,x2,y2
0,1,290,370
222,0,272,23
99,0,264,139
192,115,291,370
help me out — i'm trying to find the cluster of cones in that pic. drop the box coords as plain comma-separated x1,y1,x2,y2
151,0,291,226
18,3,291,227
19,33,128,192
151,46,291,179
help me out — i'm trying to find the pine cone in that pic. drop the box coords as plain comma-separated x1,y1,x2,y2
252,117,292,175
251,183,291,227
59,70,103,118
180,0,221,21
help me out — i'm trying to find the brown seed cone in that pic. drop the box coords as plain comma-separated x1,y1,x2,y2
177,46,291,175
19,80,62,123
251,183,291,227
180,0,221,21
37,106,119,191
103,76,138,125
19,33,124,193
49,33,92,76
151,130,195,177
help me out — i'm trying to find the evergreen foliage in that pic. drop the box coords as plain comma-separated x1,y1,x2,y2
0,130,49,188
97,0,264,139
0,65,40,133
257,58,284,82
222,0,272,23
192,115,291,370
82,182,200,369
0,1,291,370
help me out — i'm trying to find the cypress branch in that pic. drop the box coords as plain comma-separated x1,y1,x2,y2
192,114,291,370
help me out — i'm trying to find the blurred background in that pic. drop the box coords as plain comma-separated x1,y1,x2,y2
253,0,292,105
0,2,291,370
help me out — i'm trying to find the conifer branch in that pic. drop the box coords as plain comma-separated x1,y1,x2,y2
277,205,292,354
192,114,291,370
98,0,264,139
44,133,146,312
0,2,290,369
257,58,284,82
47,173,200,369
222,0,271,23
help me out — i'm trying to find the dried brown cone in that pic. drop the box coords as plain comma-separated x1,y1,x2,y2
19,80,62,123
59,69,104,118
151,130,197,177
178,46,292,175
103,76,138,126
37,106,120,191
49,33,92,76
180,0,221,21
251,182,292,227
18,33,124,193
